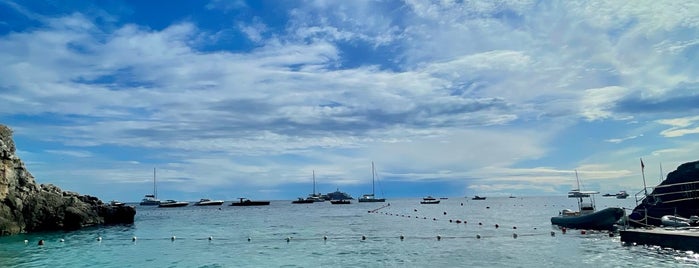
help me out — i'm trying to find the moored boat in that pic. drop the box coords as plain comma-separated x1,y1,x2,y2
291,197,315,204
550,171,624,230
420,196,440,204
139,168,161,206
158,199,189,207
194,198,224,206
472,195,486,200
615,190,629,199
358,162,386,203
326,188,353,201
230,198,270,206
330,199,351,204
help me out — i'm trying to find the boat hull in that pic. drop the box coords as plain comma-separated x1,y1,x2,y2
330,200,351,204
230,201,270,206
158,202,189,208
358,198,386,202
420,200,440,204
551,207,625,230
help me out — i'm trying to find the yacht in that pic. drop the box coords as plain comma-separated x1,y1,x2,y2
139,168,160,206
358,162,386,203
194,198,224,206
158,200,189,208
326,188,353,200
420,196,440,204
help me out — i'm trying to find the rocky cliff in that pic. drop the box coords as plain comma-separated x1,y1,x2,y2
0,124,135,236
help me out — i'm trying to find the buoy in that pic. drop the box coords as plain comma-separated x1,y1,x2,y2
443,211,447,215
449,219,453,223
513,226,517,229
495,224,499,228
132,236,137,242
248,237,251,242
208,236,213,241
486,206,490,209
97,236,102,241
286,237,291,242
323,235,327,241
361,235,366,241
550,231,555,237
513,233,518,239
476,234,481,239
436,235,441,241
461,203,463,206
561,228,567,234
59,238,65,242
456,220,462,224
580,230,586,235
433,218,436,221
171,236,176,241
414,209,417,212
38,239,45,246
399,234,404,240
24,240,28,244
478,222,482,225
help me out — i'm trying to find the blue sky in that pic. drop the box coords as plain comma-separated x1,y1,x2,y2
1,0,698,202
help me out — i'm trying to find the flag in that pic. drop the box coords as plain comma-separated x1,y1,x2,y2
640,158,645,171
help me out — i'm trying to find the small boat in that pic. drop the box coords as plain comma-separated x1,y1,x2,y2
420,196,440,204
110,200,125,206
139,168,161,206
602,193,615,197
660,215,695,227
230,198,270,206
509,195,516,198
439,197,449,200
330,199,351,204
158,199,189,207
472,196,486,200
194,198,224,206
358,162,386,203
291,197,315,204
615,190,629,199
550,171,625,230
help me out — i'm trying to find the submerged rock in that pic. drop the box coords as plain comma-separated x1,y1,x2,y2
0,124,135,236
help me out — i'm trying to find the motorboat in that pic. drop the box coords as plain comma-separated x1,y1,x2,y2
358,162,386,203
110,200,125,206
194,198,224,206
550,171,624,230
616,190,629,199
420,196,440,204
326,188,353,200
158,200,189,208
472,196,486,200
330,199,351,204
230,198,270,206
291,197,314,204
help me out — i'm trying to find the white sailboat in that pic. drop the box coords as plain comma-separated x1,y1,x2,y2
140,168,161,206
358,162,386,202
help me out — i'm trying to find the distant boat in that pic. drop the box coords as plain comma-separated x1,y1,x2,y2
330,199,351,204
326,188,353,200
292,170,326,204
110,200,125,206
230,198,270,206
550,170,625,230
472,196,486,200
509,195,516,198
420,196,440,204
194,198,224,206
158,199,189,208
291,197,314,204
616,190,629,199
358,162,386,203
140,168,161,206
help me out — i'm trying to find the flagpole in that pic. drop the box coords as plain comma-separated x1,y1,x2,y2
641,158,648,196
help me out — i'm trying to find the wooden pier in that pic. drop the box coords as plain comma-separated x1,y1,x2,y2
620,228,699,251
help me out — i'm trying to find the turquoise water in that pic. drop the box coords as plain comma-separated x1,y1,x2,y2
1,196,698,267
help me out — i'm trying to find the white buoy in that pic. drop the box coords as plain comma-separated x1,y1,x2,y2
323,235,328,241
59,238,64,242
97,236,102,241
132,236,137,242
208,236,213,241
247,237,251,242
286,237,291,242
24,239,28,244
399,234,404,240
171,236,176,241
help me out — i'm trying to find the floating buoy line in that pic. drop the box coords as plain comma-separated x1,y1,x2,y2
21,204,619,246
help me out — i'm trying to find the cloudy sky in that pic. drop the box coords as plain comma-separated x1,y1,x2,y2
1,0,698,202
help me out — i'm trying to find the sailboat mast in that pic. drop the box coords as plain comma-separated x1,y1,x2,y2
659,162,664,183
312,170,316,195
153,168,157,198
372,162,375,195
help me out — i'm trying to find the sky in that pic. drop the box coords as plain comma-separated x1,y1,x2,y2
1,0,698,202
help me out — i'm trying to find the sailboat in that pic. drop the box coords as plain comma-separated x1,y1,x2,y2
292,170,325,204
358,162,386,202
139,168,161,206
550,170,624,230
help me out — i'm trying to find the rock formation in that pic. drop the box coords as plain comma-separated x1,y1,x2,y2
628,160,699,227
0,124,135,236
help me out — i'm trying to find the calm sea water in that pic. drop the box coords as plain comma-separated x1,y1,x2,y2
1,196,698,267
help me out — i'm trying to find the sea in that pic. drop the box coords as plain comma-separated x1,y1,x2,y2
1,196,698,267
